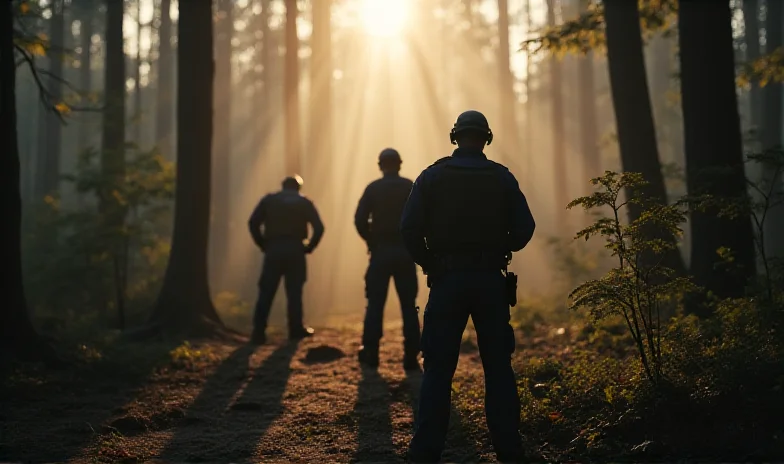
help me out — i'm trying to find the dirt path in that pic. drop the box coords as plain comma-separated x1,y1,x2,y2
2,324,508,463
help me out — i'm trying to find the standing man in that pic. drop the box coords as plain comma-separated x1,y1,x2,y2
401,111,536,463
355,148,420,370
248,175,325,344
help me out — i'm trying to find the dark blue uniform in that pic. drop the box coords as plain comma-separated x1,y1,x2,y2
401,147,535,462
355,173,420,364
248,190,324,338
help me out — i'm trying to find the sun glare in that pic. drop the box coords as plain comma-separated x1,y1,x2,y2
360,0,408,38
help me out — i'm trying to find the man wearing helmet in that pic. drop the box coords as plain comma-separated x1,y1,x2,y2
248,175,325,344
354,148,421,370
401,110,536,462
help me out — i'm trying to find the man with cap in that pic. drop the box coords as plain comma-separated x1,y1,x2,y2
248,175,325,344
354,148,421,370
401,110,536,462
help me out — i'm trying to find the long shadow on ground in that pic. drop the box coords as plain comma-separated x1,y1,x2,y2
404,369,482,463
0,340,179,463
156,341,300,462
352,367,398,462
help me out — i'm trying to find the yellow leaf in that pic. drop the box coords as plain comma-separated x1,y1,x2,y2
27,42,46,56
55,102,71,115
19,2,30,14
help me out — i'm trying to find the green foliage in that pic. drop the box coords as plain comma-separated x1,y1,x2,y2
567,171,698,383
23,146,175,332
521,0,678,56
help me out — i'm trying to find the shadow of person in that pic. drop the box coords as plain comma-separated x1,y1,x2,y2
351,366,398,463
157,341,300,462
404,367,482,463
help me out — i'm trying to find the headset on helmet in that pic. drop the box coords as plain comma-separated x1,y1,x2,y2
449,110,493,146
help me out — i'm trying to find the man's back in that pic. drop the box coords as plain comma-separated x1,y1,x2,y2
355,174,413,246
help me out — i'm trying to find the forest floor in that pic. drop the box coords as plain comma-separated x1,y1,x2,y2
0,319,590,464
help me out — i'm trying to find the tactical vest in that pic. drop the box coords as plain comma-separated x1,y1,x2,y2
425,162,509,253
369,178,412,244
263,193,309,240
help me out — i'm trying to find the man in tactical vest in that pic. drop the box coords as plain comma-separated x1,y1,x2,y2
248,175,325,345
354,148,421,370
401,110,536,463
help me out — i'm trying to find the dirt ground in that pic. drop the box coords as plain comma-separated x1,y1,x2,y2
2,323,543,463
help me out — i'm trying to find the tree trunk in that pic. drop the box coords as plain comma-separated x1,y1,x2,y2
546,0,568,231
603,0,686,275
497,0,523,176
151,0,223,333
284,0,301,175
211,0,232,292
78,0,93,152
1,0,56,363
101,0,126,210
577,0,599,183
309,0,332,169
156,0,173,159
35,0,64,198
743,0,761,134
679,0,756,301
761,0,784,259
523,0,533,186
133,0,143,146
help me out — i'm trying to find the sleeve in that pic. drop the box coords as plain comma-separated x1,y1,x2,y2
400,171,432,269
305,200,325,251
248,196,268,249
354,186,372,243
503,171,536,252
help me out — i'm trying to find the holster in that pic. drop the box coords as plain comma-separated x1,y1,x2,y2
505,271,518,307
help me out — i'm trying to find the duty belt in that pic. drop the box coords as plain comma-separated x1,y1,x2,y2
432,252,508,272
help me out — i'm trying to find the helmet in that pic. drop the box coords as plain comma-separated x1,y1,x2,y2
282,175,304,190
378,148,402,164
449,110,493,146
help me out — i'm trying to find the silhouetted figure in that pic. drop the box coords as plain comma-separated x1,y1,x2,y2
354,148,420,370
401,111,536,463
248,175,325,344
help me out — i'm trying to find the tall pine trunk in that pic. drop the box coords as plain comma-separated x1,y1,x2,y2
133,0,143,146
546,0,568,231
151,0,223,333
603,0,685,274
284,0,301,175
78,0,93,152
1,0,55,363
679,0,756,301
308,0,332,177
156,0,173,158
497,0,523,175
762,0,784,259
577,0,599,183
743,0,761,134
101,0,126,210
36,0,64,198
211,0,232,292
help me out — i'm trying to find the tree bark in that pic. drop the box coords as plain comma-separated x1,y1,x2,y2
577,0,599,184
604,0,686,275
497,0,523,176
78,0,93,152
679,0,756,300
35,0,64,198
546,0,568,231
151,0,223,333
211,0,232,292
309,0,332,170
133,0,143,146
761,0,784,259
1,0,56,363
284,0,301,175
101,0,126,212
743,0,761,134
156,0,173,159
